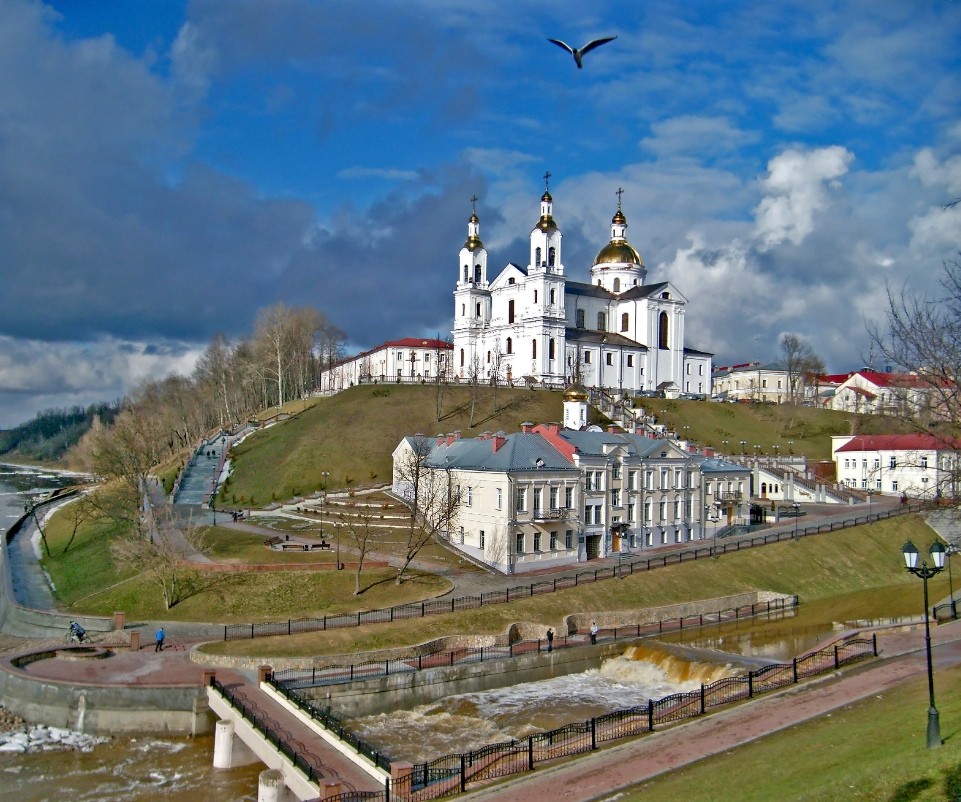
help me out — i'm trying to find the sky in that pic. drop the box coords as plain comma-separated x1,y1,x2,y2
0,0,959,428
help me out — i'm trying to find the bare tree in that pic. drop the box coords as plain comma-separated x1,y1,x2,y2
867,256,961,496
393,436,463,584
60,492,94,554
111,507,207,610
467,353,483,428
334,505,379,595
780,333,825,404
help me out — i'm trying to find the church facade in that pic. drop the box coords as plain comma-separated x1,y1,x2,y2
452,184,712,396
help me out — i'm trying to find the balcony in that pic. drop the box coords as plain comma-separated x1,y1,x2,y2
532,507,571,522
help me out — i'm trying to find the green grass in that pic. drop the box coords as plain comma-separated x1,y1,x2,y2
223,384,564,506
637,398,916,461
622,664,961,801
201,513,947,659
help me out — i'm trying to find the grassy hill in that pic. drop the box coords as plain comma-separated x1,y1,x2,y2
222,384,570,505
223,385,911,509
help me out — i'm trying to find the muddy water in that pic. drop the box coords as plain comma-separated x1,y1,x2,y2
0,735,263,801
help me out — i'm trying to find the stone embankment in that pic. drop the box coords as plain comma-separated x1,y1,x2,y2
0,702,108,753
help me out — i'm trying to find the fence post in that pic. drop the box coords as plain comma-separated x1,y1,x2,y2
385,660,390,677
288,620,291,636
323,615,326,630
793,657,798,684
312,667,316,684
591,717,597,750
250,623,254,639
528,735,534,771
748,671,754,698
451,598,455,612
834,644,839,669
460,754,467,793
873,632,878,657
224,625,227,641
700,683,706,714
648,698,654,731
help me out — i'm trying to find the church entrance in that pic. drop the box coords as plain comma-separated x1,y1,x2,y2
585,534,601,560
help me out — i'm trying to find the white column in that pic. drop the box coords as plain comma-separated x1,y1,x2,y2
213,720,235,769
258,768,288,802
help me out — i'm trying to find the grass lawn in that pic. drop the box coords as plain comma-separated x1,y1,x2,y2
624,664,961,801
40,504,451,622
200,513,947,659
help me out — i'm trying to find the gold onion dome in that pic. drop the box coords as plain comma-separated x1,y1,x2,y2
464,212,483,251
595,240,643,265
563,383,589,401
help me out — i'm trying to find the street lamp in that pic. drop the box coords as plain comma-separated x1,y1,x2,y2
792,500,800,541
788,439,794,454
320,471,334,567
740,440,747,454
947,544,958,619
721,439,729,453
902,539,946,749
706,503,722,558
772,444,780,459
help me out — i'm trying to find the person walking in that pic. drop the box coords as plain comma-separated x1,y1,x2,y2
590,621,598,645
155,627,165,652
546,628,554,652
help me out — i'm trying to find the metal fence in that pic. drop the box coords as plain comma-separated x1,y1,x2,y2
224,502,925,642
263,631,877,801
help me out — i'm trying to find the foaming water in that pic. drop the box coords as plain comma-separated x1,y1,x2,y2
0,735,262,801
347,649,719,763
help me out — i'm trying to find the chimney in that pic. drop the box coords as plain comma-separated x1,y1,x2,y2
492,433,507,452
521,421,534,433
703,448,715,458
446,433,456,446
608,425,619,434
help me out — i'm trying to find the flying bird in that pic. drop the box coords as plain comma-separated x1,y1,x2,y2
547,36,617,69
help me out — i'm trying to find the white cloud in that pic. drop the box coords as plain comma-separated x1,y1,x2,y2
754,146,854,250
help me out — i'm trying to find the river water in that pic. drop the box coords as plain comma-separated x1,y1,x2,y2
0,464,931,799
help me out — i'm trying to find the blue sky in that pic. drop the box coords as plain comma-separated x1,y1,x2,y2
0,0,959,427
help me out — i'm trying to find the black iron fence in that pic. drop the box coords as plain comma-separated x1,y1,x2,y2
268,597,796,690
264,631,877,802
224,501,925,642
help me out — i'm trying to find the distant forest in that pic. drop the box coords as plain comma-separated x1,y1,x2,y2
0,402,121,462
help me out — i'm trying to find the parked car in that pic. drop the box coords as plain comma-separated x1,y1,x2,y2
679,392,702,400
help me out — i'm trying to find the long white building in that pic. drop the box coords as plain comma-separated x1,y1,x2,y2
452,183,712,396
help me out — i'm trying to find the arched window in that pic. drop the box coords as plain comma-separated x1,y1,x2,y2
549,338,556,359
613,277,620,292
506,337,513,354
533,289,538,304
463,266,469,282
460,349,465,367
576,309,585,328
461,303,465,316
661,291,671,300
621,312,629,332
597,312,606,331
476,302,481,318
548,247,556,266
658,312,669,349
550,288,556,305
535,247,542,265
532,339,537,359
487,351,491,364
474,264,482,283
508,299,515,324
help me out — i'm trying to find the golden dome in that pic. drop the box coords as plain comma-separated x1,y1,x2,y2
594,240,643,265
534,215,557,233
464,235,484,251
563,383,589,401
612,209,626,225
541,190,553,203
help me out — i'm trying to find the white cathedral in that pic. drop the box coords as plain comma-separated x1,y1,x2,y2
452,180,712,397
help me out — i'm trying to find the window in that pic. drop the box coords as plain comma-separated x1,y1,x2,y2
550,486,559,509
565,487,574,509
549,338,556,359
533,488,542,513
921,456,929,469
516,487,526,512
496,488,502,510
612,463,621,479
532,339,537,359
606,352,614,366
533,289,538,304
479,530,485,548
463,266,469,282
644,501,651,522
550,288,556,305
611,489,621,507
584,351,592,364
628,470,636,490
516,533,524,554
890,457,897,469
660,468,669,488
597,312,606,331
658,312,669,349
613,277,620,292
627,355,633,367
628,502,635,522
549,247,556,266
508,277,515,285
565,530,573,549
506,337,513,354
659,501,667,521
576,309,585,328
465,487,472,506
534,532,542,552
508,299,515,323
550,531,558,550
674,498,681,518
476,302,481,318
535,247,542,265
487,350,491,364
474,264,481,283
892,481,899,491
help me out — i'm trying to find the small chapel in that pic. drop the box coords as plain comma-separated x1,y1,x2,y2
452,177,712,396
